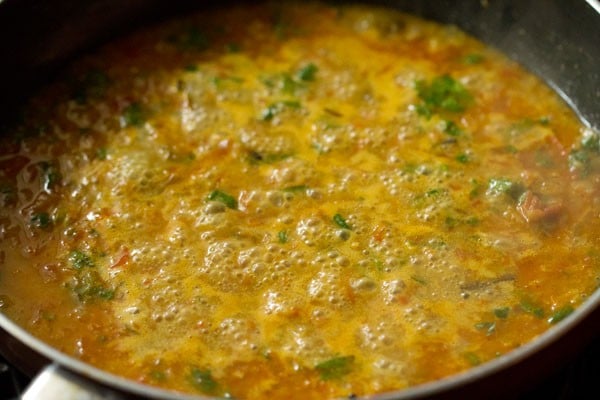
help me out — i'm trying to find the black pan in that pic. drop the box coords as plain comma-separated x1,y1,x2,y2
0,1,599,399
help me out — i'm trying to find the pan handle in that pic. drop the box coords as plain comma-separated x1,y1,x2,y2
22,363,128,400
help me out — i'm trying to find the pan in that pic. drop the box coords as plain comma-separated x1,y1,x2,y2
0,1,599,399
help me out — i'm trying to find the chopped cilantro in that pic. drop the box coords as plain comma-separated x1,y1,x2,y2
207,190,238,209
494,307,510,319
189,368,218,394
333,213,351,230
464,352,481,366
547,305,574,324
71,270,114,302
278,230,288,243
463,53,484,64
444,120,463,136
315,355,355,380
581,130,600,151
122,103,146,127
247,150,291,164
281,74,299,94
520,298,545,318
415,75,473,117
486,178,524,199
569,131,600,176
96,147,108,160
283,184,308,193
455,153,470,164
260,100,301,121
296,63,318,81
31,212,52,229
69,250,95,270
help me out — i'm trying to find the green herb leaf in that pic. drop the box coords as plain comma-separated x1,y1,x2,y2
69,250,95,270
278,230,288,243
547,305,574,324
260,100,301,121
189,368,218,394
415,75,473,116
122,103,146,127
248,150,291,164
463,352,481,366
444,120,463,136
315,355,355,380
71,270,114,302
494,307,510,319
520,298,545,318
207,190,238,209
455,153,470,164
96,147,108,160
282,184,308,193
486,178,524,199
296,63,318,81
31,212,52,229
463,53,484,65
333,213,351,230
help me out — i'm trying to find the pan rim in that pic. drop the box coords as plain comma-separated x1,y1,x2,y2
1,287,599,399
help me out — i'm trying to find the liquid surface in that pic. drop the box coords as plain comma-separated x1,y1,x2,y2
1,2,599,399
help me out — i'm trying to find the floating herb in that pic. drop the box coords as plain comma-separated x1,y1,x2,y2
282,184,308,193
444,120,463,136
547,305,574,324
493,307,510,319
69,250,95,270
207,190,238,209
463,352,481,366
122,103,146,127
455,153,470,164
296,63,318,81
278,230,288,243
520,298,545,318
31,212,52,229
71,270,114,302
189,368,218,395
315,355,355,380
247,150,291,164
415,75,473,117
96,147,108,160
486,178,524,200
260,100,301,121
463,53,484,65
333,213,351,230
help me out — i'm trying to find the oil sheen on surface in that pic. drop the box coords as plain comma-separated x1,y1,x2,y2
1,2,599,399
